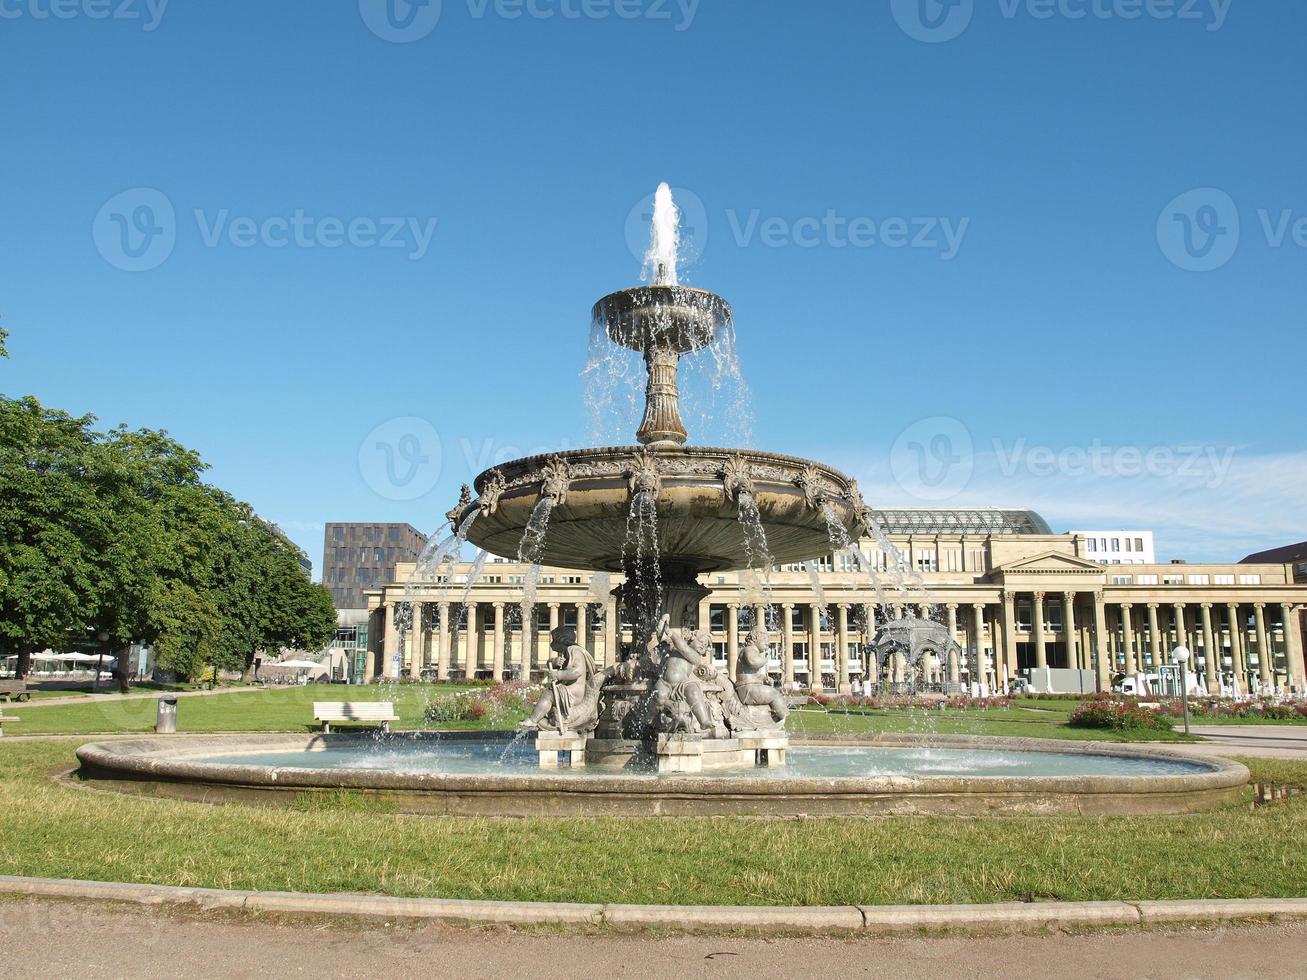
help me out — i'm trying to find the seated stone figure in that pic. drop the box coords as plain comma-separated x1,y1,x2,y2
520,626,597,732
734,626,788,724
655,617,728,739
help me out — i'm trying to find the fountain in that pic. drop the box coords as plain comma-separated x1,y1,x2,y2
452,183,866,772
74,185,1248,815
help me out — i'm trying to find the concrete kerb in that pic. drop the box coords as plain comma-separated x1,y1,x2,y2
2,876,1306,934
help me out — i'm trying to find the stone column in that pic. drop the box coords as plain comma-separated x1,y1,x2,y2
383,603,401,679
1063,593,1079,672
1253,603,1271,689
1032,591,1047,669
407,601,423,679
1227,603,1245,685
436,602,450,681
808,602,825,692
781,602,795,691
972,603,986,690
1200,603,1217,694
1172,603,1187,658
726,603,739,677
575,602,588,654
547,602,560,639
1001,591,1018,687
1120,603,1136,676
1092,592,1109,690
491,602,505,682
946,603,959,687
464,602,479,679
1147,603,1162,670
836,603,851,693
604,596,618,667
1282,604,1305,690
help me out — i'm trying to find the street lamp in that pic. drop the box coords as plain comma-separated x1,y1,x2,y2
1172,645,1191,736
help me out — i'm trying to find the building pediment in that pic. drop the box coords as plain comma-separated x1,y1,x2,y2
988,551,1107,581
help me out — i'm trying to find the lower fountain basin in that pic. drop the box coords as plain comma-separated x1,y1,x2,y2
75,733,1246,818
460,445,865,572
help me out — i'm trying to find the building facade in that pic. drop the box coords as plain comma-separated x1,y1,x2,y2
365,509,1307,697
1071,530,1156,565
323,522,428,610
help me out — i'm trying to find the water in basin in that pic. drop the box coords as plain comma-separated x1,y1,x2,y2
192,739,1210,779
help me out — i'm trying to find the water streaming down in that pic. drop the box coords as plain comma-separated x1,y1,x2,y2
803,560,827,609
513,498,556,630
622,488,663,644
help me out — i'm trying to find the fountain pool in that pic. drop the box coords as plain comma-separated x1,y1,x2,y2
75,733,1246,818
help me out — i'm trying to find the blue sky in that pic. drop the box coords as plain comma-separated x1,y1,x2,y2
2,0,1304,570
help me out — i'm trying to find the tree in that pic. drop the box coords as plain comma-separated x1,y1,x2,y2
0,397,103,677
0,325,8,359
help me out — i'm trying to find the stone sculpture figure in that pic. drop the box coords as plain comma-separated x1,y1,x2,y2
520,627,598,732
654,616,728,738
734,626,788,724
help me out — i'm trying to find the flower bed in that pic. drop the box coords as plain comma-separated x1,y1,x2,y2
1068,699,1175,733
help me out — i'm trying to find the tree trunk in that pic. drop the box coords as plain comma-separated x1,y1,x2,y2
15,645,32,681
111,644,132,694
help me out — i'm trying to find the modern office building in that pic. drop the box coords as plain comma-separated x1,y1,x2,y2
322,522,427,610
1071,530,1156,565
364,508,1307,697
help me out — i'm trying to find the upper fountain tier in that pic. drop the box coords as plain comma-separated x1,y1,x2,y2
457,444,868,574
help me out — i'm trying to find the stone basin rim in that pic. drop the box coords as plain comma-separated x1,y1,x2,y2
74,732,1247,803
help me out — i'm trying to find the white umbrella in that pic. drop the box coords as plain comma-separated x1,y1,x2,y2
268,659,323,670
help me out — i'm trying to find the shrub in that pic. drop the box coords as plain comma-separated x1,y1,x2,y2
1069,699,1174,733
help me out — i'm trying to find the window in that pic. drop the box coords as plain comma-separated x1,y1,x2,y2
1111,538,1120,551
814,555,833,572
837,552,857,572
1111,575,1133,585
1188,575,1210,586
1137,575,1158,585
562,575,582,584
1163,575,1183,585
916,551,938,572
1214,575,1235,585
1125,538,1133,553
1087,539,1097,552
1239,574,1262,585
1135,538,1144,551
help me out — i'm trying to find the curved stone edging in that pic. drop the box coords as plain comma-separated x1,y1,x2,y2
72,732,1249,817
0,875,1304,934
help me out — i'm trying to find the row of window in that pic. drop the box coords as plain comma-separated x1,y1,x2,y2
1086,537,1146,554
1110,574,1262,586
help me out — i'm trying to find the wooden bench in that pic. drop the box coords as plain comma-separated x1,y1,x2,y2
313,702,398,734
0,715,19,737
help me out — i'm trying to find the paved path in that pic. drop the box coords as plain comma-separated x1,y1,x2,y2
13,685,263,708
1,897,1303,979
1162,724,1307,760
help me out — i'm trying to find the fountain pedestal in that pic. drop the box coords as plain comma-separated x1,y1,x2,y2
534,731,588,769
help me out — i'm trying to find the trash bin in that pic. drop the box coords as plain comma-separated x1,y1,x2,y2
156,696,178,734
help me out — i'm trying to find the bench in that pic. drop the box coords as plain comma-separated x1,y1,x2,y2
313,702,398,734
0,715,18,737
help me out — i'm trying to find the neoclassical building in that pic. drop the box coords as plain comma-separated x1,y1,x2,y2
364,508,1307,696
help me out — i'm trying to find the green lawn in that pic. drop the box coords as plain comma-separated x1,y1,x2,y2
4,686,1193,742
787,705,1193,742
1,683,492,735
0,740,1301,906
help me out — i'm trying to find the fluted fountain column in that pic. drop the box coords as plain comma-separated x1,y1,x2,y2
781,602,795,690
637,346,688,447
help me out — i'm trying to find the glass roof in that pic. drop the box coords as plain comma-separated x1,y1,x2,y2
870,508,1053,536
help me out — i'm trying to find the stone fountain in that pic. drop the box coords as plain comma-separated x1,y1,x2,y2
448,184,869,772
